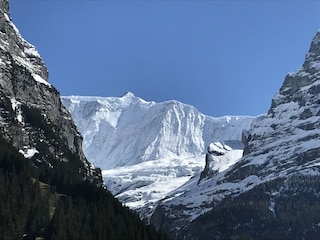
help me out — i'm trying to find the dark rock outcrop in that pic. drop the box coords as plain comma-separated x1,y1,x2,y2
0,0,100,184
198,142,225,183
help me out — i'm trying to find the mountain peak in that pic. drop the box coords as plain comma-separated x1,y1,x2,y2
121,91,135,98
308,30,320,57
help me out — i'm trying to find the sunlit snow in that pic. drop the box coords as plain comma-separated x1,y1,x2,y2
32,73,51,87
19,148,39,159
102,156,204,211
10,98,23,123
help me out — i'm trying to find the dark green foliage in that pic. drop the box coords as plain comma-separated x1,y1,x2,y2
49,185,166,240
0,135,51,240
0,134,169,240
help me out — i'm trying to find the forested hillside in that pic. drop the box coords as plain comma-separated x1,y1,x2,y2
0,135,168,240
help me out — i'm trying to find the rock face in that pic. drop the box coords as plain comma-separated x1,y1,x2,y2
150,30,320,240
238,30,320,180
0,1,100,184
198,142,232,182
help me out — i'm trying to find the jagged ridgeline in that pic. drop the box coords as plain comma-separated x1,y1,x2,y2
0,1,168,239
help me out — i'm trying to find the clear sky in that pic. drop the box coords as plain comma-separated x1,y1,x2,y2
8,0,320,117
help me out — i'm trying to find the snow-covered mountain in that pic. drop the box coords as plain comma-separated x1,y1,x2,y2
62,93,254,216
62,92,254,170
150,30,320,240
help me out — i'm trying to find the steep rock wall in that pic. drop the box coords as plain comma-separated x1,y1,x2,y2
0,1,100,184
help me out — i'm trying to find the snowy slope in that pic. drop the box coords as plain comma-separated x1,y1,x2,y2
103,141,245,218
62,93,254,216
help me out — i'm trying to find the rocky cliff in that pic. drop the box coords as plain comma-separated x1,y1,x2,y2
150,30,320,240
0,0,100,183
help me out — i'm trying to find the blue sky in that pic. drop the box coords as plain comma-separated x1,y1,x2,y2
9,0,320,117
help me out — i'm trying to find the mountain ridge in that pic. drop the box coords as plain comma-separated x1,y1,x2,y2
62,93,254,169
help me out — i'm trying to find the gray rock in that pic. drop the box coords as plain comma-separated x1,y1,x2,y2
0,0,101,184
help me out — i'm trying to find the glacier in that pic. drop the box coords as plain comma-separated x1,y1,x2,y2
62,92,255,216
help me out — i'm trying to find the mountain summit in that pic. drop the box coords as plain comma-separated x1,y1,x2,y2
150,30,320,239
121,91,136,98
